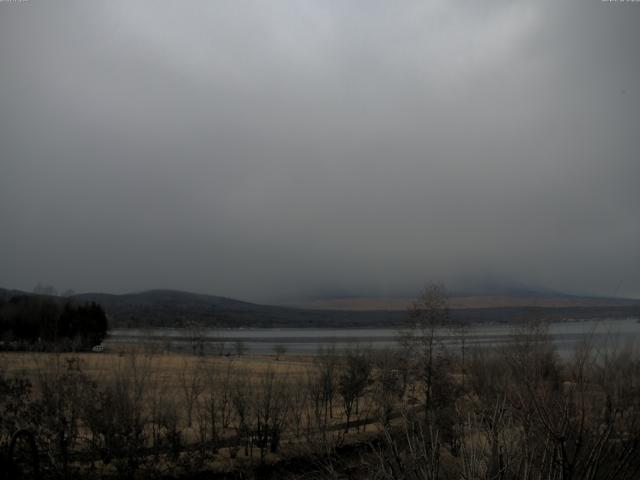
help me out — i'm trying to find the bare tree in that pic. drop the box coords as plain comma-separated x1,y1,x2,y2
402,283,450,416
450,319,470,393
315,345,339,424
230,369,254,457
179,358,204,428
371,349,404,427
81,352,155,478
252,367,291,460
197,357,234,448
338,347,372,433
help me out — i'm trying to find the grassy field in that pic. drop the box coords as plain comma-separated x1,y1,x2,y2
1,350,314,382
1,348,366,478
4,324,640,479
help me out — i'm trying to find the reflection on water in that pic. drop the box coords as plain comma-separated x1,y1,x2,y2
106,317,640,356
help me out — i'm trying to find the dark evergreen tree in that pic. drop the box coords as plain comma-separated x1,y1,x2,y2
0,295,108,350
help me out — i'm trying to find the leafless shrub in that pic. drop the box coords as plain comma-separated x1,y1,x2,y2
196,357,234,449
338,347,372,433
372,349,406,427
31,355,95,477
179,358,204,428
373,408,441,480
80,353,154,478
401,284,450,416
230,368,253,457
315,345,339,423
251,367,291,460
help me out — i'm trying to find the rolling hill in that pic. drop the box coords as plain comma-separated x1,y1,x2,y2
3,287,640,329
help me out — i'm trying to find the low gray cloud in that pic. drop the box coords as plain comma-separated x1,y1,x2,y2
1,0,638,302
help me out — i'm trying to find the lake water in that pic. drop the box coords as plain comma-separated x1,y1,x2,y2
106,317,640,356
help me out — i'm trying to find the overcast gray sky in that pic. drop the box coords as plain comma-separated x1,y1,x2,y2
1,0,638,302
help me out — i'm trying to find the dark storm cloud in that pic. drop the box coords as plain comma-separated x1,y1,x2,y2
1,0,639,302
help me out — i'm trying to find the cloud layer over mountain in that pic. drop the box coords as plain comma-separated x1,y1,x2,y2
1,1,638,301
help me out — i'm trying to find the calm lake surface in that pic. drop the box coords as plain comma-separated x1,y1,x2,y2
106,317,640,356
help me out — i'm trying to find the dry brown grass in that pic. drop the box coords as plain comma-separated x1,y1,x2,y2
0,350,315,388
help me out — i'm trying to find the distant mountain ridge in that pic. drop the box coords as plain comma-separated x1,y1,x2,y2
2,287,639,328
72,289,405,328
76,289,258,312
293,294,640,311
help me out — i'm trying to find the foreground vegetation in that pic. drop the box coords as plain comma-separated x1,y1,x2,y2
2,331,640,478
2,286,640,479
